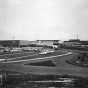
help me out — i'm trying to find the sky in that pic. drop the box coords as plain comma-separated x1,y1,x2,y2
0,0,88,40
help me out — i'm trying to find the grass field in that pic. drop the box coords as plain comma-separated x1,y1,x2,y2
0,49,87,78
0,49,88,88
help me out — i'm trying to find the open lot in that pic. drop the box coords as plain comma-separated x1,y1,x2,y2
0,51,38,59
0,49,88,88
0,49,88,78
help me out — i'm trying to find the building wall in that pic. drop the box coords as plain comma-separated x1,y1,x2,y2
19,40,34,46
36,40,59,46
0,40,20,47
63,41,82,47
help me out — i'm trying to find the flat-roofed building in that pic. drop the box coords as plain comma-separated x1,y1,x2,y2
0,40,34,47
36,40,60,46
63,39,88,47
0,40,20,47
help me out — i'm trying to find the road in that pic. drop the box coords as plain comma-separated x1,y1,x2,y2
0,50,88,78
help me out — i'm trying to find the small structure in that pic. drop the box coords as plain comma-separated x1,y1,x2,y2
36,40,60,48
64,39,88,47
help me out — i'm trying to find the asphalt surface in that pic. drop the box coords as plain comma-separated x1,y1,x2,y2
3,50,68,62
0,50,88,78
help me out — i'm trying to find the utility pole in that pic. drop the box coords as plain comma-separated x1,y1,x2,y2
76,33,79,40
12,35,15,40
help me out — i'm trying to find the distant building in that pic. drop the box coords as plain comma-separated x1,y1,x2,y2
63,41,81,47
68,39,80,42
19,40,35,46
0,40,35,47
0,40,62,48
63,39,88,47
0,40,20,47
36,40,60,48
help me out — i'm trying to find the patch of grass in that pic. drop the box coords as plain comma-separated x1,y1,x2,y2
24,60,56,67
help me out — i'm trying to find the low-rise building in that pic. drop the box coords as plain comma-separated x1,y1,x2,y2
36,40,60,47
63,39,88,47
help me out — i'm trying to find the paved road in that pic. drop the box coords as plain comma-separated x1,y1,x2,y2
2,52,72,63
0,50,88,78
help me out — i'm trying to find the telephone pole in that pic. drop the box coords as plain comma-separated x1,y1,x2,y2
76,33,79,40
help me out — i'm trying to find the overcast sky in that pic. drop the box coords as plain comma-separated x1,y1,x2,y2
0,0,88,40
